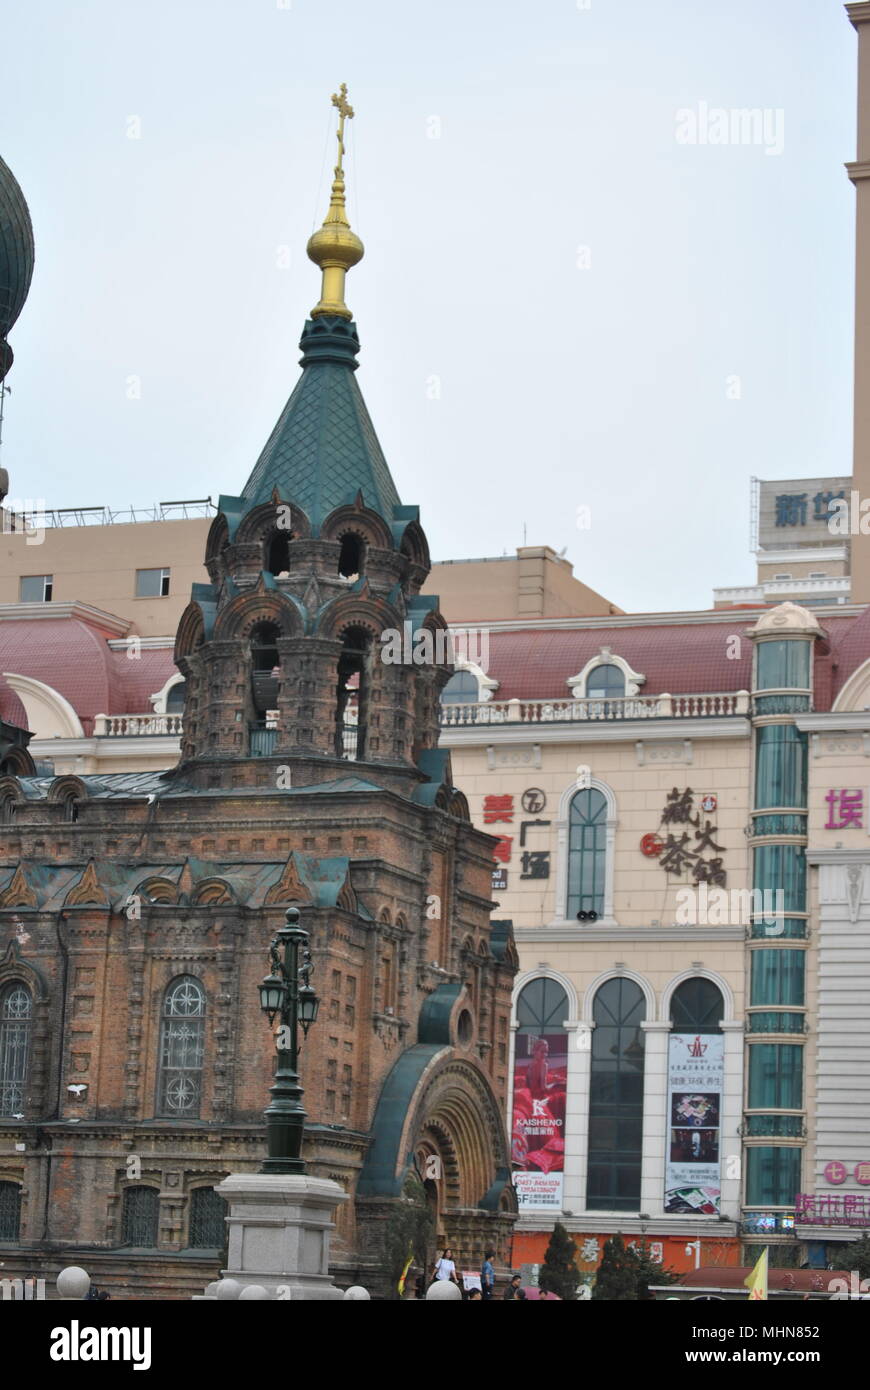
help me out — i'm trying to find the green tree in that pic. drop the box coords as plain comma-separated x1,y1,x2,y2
592,1233,640,1300
849,1231,870,1281
381,1170,434,1299
632,1239,680,1299
539,1221,581,1300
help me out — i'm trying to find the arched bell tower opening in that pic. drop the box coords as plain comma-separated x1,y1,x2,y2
338,532,365,580
250,621,281,731
335,625,371,761
266,530,292,577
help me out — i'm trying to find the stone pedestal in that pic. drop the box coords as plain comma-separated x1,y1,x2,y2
216,1173,348,1300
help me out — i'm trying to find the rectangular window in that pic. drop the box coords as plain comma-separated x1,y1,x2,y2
750,950,805,1007
755,639,810,691
754,725,808,809
753,845,806,915
136,567,170,598
745,1146,801,1206
20,574,52,602
748,1043,803,1109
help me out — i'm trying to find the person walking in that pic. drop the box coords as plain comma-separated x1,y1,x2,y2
481,1250,496,1300
503,1273,522,1300
432,1247,459,1286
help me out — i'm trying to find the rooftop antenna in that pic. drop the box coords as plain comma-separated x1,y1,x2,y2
522,522,527,545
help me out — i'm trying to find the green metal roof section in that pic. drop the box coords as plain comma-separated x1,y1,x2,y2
240,316,402,533
418,982,463,1045
489,920,516,964
356,1043,448,1197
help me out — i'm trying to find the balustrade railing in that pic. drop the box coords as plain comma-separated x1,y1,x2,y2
440,691,748,727
93,713,184,737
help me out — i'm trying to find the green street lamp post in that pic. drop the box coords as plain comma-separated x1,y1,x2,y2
258,906,320,1174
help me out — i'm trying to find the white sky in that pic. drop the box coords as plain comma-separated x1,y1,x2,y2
0,0,859,612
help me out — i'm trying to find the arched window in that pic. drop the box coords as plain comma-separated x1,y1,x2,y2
587,978,646,1211
338,533,364,580
166,680,187,714
586,663,625,699
336,627,371,761
266,530,291,577
670,978,724,1033
0,1181,22,1240
567,788,607,918
381,941,397,1014
188,1187,227,1249
0,983,32,1117
158,977,205,1118
512,979,569,1211
250,621,281,725
121,1186,159,1247
440,671,479,704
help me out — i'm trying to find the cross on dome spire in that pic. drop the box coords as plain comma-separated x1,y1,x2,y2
307,82,364,320
331,83,354,177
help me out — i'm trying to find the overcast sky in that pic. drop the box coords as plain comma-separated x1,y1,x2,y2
0,0,859,613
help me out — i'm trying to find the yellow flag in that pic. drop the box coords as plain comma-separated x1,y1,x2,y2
397,1245,414,1296
744,1248,768,1301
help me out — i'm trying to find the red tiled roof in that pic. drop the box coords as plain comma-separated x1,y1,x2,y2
482,615,861,707
678,1267,850,1292
0,619,177,734
829,605,870,700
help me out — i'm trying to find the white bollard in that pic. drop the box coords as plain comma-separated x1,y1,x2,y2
426,1280,462,1300
56,1266,90,1300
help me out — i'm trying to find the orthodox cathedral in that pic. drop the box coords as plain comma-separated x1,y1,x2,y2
0,96,518,1297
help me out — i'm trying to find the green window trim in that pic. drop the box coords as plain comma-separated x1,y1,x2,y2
752,694,812,716
751,813,807,837
747,1011,806,1034
744,1114,805,1138
749,919,807,940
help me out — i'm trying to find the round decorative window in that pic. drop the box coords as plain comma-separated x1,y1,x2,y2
456,1009,473,1045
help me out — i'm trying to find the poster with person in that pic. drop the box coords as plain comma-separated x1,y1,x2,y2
511,1031,568,1209
664,1033,723,1215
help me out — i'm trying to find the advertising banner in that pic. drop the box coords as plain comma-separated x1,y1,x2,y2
665,1033,723,1215
511,1031,567,1210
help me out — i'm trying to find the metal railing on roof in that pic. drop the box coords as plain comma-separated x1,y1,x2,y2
1,498,216,529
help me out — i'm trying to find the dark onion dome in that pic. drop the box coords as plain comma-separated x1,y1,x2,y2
0,153,35,382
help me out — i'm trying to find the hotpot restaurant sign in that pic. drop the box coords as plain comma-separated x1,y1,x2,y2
665,1033,723,1216
511,1032,567,1210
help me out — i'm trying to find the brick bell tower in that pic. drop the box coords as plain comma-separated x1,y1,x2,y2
172,109,442,793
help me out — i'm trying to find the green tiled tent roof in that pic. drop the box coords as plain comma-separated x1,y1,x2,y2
241,315,401,532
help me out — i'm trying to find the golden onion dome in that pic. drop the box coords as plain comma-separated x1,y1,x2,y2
307,85,364,320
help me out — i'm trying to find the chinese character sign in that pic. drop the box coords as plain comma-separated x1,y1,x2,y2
647,788,727,886
824,789,863,830
664,1033,723,1215
511,1032,567,1211
483,794,514,824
